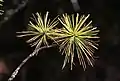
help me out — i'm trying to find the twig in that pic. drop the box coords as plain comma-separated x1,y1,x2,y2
0,0,28,27
8,44,56,81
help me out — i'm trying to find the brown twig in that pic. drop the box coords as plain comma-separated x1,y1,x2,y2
8,44,56,81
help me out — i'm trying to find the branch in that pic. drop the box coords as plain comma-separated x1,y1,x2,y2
8,44,56,81
0,0,28,27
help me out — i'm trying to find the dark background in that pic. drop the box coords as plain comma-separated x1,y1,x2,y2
0,0,120,81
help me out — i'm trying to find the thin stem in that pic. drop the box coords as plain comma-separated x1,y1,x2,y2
8,44,56,81
0,0,28,27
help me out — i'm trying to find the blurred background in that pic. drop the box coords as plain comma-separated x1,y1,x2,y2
0,0,120,81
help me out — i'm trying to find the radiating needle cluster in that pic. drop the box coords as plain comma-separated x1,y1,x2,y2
17,12,59,50
57,13,99,70
0,0,4,15
17,12,99,70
